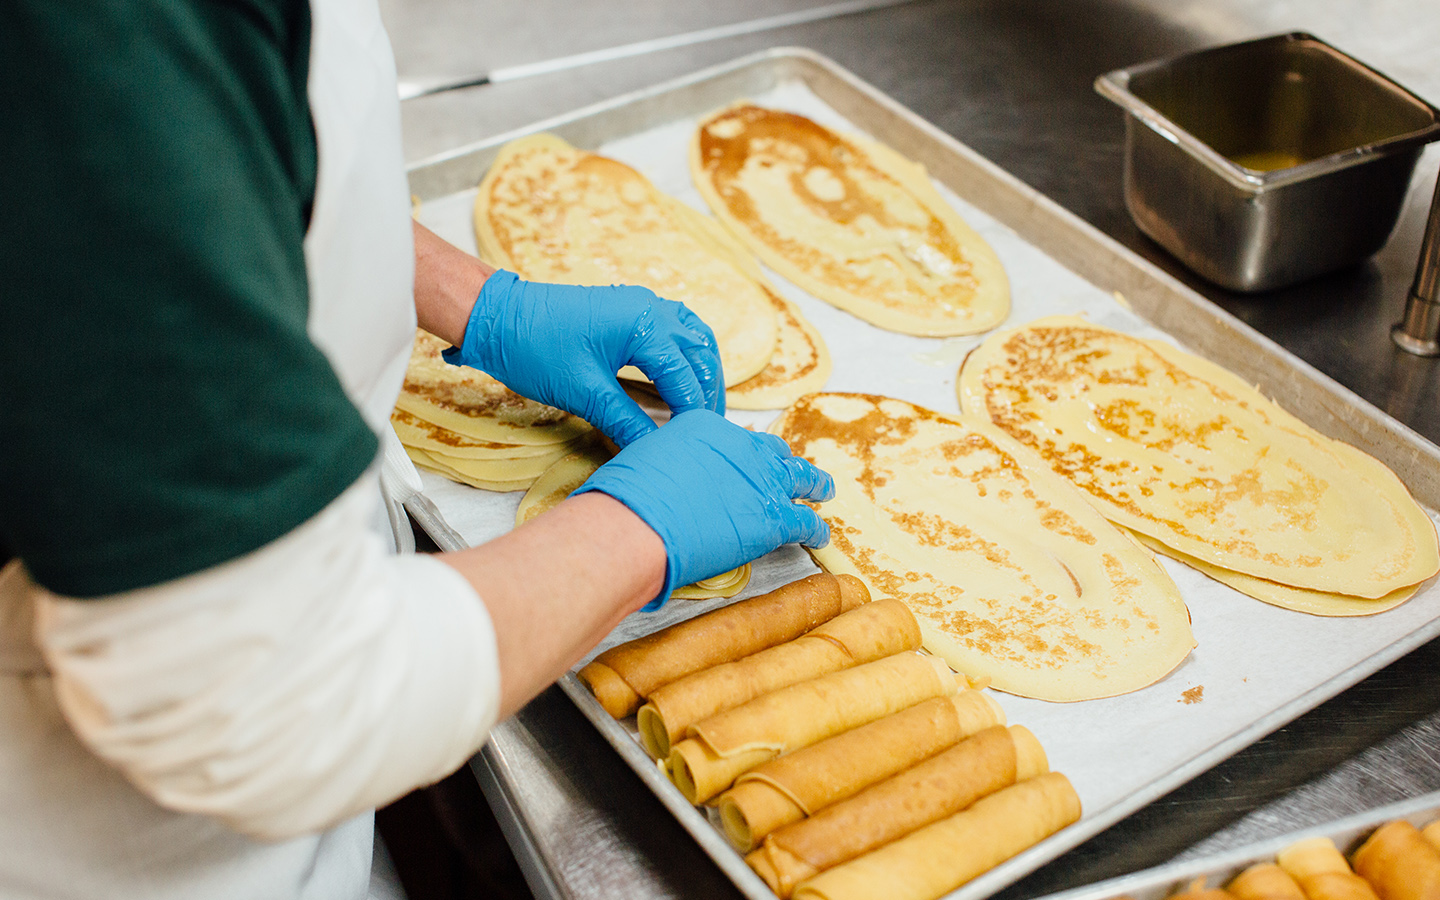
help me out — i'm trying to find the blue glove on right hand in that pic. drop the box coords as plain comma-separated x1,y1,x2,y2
574,409,834,610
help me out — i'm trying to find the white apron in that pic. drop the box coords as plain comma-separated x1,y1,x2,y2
0,0,420,895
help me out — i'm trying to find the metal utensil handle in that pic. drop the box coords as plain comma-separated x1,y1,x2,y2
1392,175,1440,355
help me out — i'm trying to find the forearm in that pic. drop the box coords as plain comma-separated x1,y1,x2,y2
440,491,666,719
413,219,494,345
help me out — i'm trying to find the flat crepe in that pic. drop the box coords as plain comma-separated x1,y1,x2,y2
474,133,777,386
727,285,833,410
770,392,1194,701
691,104,1008,337
957,316,1439,600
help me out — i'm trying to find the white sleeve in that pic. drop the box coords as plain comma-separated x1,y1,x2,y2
31,475,501,842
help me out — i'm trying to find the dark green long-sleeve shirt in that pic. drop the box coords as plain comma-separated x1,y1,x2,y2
1,0,379,597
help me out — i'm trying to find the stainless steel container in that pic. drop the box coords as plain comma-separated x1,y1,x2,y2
1096,32,1440,292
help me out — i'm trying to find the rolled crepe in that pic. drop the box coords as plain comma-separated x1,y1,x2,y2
1228,863,1306,900
669,653,961,804
1351,820,1440,900
638,598,921,758
747,725,1047,898
1276,837,1379,900
578,573,869,717
1424,819,1440,854
791,772,1081,900
718,691,1005,852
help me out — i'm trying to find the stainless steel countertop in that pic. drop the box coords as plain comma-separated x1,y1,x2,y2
382,1,1440,897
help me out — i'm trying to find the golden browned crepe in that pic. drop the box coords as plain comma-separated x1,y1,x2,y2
636,598,921,759
515,442,751,601
474,133,777,386
1425,819,1440,853
1275,837,1379,900
770,392,1194,701
717,692,1005,852
791,773,1080,900
746,725,1047,898
577,573,869,718
958,316,1440,604
668,652,961,804
690,104,1008,337
1228,863,1306,900
1351,820,1440,900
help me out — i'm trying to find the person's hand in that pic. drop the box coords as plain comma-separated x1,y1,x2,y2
443,270,724,447
574,409,834,610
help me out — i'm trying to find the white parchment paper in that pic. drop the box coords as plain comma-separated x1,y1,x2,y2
412,77,1440,881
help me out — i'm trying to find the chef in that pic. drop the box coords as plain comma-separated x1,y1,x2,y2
0,1,832,897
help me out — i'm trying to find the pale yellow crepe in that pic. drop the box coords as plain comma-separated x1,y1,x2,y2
474,133,777,386
515,443,751,600
958,316,1439,601
1126,528,1418,617
389,408,565,460
770,392,1194,701
691,104,1008,337
396,330,592,446
404,446,536,492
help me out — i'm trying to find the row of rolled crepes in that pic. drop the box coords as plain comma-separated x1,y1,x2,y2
578,573,1081,900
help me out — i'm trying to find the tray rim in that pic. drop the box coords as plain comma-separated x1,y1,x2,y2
1032,789,1440,900
404,44,1440,900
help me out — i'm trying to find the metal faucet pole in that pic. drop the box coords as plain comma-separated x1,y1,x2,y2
1392,174,1440,355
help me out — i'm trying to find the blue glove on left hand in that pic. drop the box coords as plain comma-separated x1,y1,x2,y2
444,270,724,447
574,409,834,610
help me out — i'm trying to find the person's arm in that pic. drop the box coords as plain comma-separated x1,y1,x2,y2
412,220,494,347
446,490,665,719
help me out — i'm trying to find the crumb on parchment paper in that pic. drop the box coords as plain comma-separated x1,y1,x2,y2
1180,685,1204,705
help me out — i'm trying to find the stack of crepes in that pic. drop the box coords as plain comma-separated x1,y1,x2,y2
689,104,1009,338
392,329,594,491
514,441,751,599
578,573,1080,900
474,133,831,411
1161,814,1440,900
769,392,1195,702
958,316,1440,617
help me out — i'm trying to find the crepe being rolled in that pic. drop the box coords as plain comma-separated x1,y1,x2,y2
691,104,1009,337
791,773,1080,900
718,691,1005,852
958,316,1440,608
637,598,921,759
746,725,1047,898
577,573,869,718
668,652,962,804
771,392,1194,701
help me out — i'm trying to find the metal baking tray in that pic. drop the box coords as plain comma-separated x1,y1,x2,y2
404,47,1440,900
1034,790,1440,900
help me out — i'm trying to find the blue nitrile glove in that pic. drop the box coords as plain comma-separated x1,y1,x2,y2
443,270,724,447
573,409,835,610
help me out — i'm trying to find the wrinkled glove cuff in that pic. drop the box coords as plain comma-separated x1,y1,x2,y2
570,479,682,612
441,269,522,371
